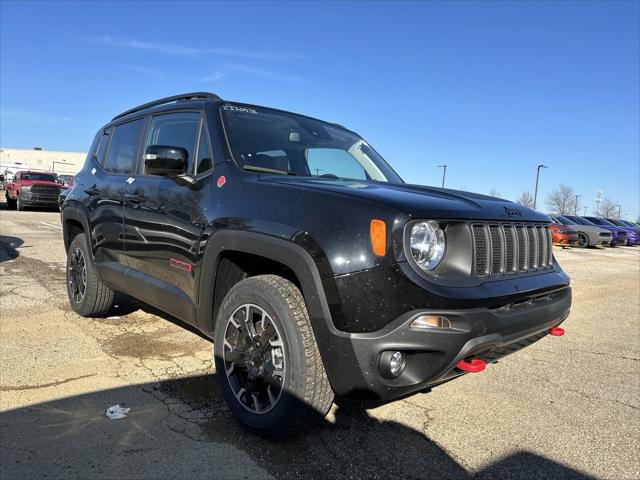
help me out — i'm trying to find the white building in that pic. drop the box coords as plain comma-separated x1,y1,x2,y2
0,147,86,176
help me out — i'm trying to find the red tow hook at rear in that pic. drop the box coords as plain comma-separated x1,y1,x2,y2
456,358,486,373
549,326,565,336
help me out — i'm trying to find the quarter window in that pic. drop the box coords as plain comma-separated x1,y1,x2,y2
104,120,143,174
196,123,213,174
94,128,112,166
144,112,200,174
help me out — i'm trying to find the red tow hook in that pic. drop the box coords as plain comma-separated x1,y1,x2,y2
456,358,486,373
549,326,565,336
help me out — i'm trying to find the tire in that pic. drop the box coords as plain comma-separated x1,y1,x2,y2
66,233,114,317
5,192,16,210
577,232,589,248
16,195,25,211
214,275,334,439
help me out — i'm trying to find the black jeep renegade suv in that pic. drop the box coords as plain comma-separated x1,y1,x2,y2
62,92,571,437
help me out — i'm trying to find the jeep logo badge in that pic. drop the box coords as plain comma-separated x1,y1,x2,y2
503,206,522,217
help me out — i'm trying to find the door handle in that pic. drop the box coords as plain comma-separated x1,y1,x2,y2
84,186,100,196
124,193,145,204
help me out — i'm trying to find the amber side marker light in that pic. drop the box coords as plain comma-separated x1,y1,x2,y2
410,315,452,330
370,219,387,257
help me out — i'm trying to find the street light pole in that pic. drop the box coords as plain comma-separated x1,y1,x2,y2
583,206,587,216
438,164,447,189
617,204,621,220
574,194,581,215
533,164,547,210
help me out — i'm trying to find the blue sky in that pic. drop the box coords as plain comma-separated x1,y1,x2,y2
1,1,638,219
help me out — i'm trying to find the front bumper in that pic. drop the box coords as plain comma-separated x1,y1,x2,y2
610,235,627,246
596,234,612,246
553,233,579,245
18,192,59,206
324,287,571,401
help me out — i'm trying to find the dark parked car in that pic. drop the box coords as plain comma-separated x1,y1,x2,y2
564,216,626,247
57,174,75,189
604,219,639,246
582,216,631,246
61,92,571,437
552,215,611,248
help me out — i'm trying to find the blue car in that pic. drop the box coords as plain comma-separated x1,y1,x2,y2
605,218,640,246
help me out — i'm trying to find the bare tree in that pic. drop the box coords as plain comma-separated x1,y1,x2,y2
488,188,501,198
515,191,534,209
545,184,576,214
594,197,619,218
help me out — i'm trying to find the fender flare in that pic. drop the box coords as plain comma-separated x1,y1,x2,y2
196,230,334,335
196,229,368,396
61,203,93,254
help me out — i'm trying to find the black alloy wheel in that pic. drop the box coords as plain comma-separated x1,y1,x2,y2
222,303,286,414
68,247,87,304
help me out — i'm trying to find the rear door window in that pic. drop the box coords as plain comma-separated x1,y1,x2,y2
104,119,144,174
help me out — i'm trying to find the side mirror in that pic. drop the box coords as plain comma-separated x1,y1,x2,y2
144,145,188,177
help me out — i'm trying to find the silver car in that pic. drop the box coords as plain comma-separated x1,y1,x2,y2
550,215,611,247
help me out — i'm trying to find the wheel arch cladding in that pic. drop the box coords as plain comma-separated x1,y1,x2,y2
198,230,332,336
61,205,92,253
195,230,360,392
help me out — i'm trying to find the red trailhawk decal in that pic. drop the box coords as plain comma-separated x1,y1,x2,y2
169,258,192,272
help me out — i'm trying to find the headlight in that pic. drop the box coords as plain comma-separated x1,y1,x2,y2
409,221,446,271
20,185,31,191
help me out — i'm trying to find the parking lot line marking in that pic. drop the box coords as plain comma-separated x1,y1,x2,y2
39,221,63,230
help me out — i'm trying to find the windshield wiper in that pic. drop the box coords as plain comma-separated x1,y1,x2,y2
243,165,297,176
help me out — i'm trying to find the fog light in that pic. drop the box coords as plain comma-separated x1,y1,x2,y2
389,351,404,376
410,315,451,330
379,350,406,379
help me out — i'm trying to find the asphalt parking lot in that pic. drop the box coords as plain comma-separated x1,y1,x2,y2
1,204,638,480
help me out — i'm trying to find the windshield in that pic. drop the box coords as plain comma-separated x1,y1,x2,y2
556,215,577,225
587,217,614,226
570,216,596,226
21,173,57,182
220,104,403,183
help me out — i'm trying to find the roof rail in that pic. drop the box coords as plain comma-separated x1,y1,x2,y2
111,92,221,121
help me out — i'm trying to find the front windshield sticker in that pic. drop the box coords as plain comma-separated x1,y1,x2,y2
222,104,257,115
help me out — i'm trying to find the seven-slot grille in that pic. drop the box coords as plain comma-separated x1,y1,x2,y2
472,223,552,277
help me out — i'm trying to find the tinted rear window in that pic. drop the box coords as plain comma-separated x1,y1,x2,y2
104,120,144,174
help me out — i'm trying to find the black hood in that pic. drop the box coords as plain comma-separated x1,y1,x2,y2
260,177,550,222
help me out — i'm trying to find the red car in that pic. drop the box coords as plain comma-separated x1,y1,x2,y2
4,170,61,211
549,216,579,246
